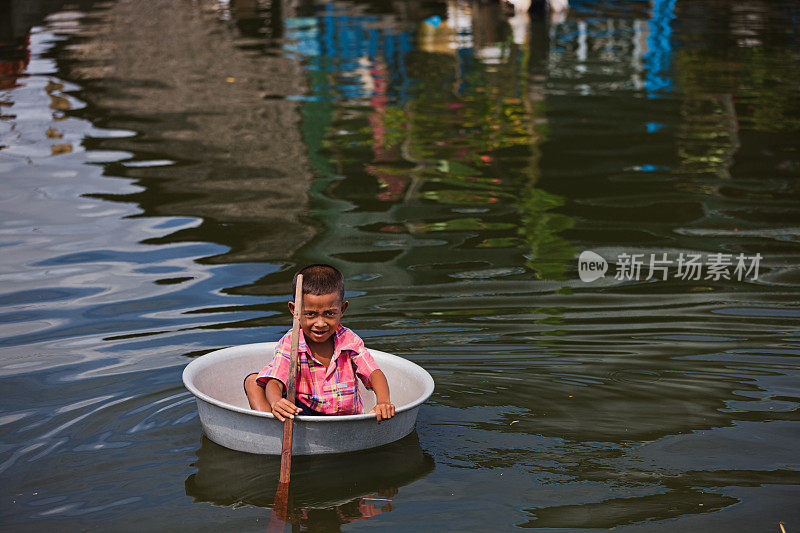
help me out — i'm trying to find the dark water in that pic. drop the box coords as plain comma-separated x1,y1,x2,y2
1,0,799,530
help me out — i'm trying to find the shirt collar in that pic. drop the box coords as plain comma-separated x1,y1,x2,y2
297,324,359,358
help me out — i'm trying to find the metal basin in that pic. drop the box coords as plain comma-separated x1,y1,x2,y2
183,342,435,455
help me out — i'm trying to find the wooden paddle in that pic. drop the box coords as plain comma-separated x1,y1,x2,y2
270,273,303,526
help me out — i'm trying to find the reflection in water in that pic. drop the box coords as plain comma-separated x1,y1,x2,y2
286,0,576,280
58,0,315,265
673,1,800,190
186,432,433,528
520,488,739,529
0,29,30,92
1,0,800,530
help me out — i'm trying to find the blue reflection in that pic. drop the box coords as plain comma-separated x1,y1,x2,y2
645,0,677,98
424,16,442,28
284,5,413,103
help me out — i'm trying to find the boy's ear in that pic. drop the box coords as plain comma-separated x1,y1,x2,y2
288,301,295,315
340,300,349,314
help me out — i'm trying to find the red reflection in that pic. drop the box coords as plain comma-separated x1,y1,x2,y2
294,492,396,528
365,58,411,202
0,34,31,90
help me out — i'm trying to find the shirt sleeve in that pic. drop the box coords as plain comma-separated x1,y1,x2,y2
351,343,379,390
256,333,292,388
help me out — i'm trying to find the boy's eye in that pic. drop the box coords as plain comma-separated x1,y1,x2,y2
303,310,337,319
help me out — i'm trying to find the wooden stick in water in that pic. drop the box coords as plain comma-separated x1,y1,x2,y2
272,273,303,522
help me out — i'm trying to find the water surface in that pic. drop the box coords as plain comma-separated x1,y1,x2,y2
1,0,799,530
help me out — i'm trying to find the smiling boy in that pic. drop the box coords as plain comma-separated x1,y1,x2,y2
244,264,395,422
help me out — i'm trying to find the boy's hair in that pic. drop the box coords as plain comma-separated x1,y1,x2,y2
292,264,345,302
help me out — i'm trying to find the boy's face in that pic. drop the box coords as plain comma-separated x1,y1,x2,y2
288,292,348,346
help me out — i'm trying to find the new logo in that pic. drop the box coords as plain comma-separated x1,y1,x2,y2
578,251,607,282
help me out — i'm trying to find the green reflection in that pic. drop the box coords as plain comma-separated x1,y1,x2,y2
673,2,800,185
294,10,575,281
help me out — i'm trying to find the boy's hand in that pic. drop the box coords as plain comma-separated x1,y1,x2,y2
370,402,395,422
366,370,394,422
271,398,302,422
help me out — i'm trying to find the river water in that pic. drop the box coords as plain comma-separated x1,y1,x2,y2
1,0,799,530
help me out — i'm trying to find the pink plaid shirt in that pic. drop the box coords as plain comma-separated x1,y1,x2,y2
256,325,379,415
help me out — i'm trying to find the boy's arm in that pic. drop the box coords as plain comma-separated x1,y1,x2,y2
265,378,301,422
368,369,395,422
245,374,270,412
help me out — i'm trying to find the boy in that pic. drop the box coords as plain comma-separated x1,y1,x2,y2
244,264,395,422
